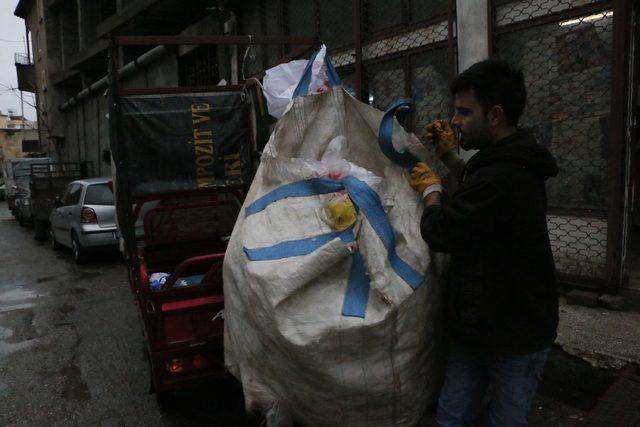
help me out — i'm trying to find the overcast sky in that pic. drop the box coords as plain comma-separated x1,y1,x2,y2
0,1,37,121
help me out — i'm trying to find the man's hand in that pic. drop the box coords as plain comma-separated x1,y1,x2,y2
410,162,442,197
425,120,456,158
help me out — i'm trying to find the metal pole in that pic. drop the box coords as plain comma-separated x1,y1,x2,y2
353,0,364,102
447,0,456,83
25,26,30,62
605,0,633,292
108,39,138,275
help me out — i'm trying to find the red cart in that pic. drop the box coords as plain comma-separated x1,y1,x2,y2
107,35,317,408
129,190,241,406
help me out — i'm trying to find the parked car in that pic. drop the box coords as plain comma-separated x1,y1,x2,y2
49,178,118,263
16,161,93,240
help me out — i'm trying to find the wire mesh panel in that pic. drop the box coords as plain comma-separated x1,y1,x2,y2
283,0,318,54
366,59,407,111
410,0,449,24
411,48,453,179
494,0,614,280
235,0,456,184
364,0,404,37
494,0,609,26
319,0,355,51
238,1,267,79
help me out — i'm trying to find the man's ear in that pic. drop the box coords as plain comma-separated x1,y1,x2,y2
486,105,505,127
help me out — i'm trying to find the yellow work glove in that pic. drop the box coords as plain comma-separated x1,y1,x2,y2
328,196,357,231
410,162,442,197
425,120,456,158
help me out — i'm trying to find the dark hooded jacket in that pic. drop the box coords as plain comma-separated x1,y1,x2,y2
421,129,559,354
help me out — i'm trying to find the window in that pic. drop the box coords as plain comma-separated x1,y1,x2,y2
63,184,82,206
83,183,114,206
366,59,406,112
365,0,403,36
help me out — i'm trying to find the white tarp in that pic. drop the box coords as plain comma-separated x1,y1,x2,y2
223,85,444,426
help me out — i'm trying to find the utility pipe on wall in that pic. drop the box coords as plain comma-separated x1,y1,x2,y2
59,45,168,111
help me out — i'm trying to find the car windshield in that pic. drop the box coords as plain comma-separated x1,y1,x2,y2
84,183,114,206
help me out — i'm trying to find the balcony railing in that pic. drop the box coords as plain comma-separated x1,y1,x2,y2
15,52,36,92
15,52,32,65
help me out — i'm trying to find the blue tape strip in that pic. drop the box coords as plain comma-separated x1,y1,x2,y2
378,98,420,170
342,250,370,318
344,176,424,289
292,49,320,98
245,178,344,217
243,175,425,318
324,54,342,87
243,228,355,261
293,48,343,98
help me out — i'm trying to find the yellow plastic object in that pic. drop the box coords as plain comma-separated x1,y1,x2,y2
328,196,357,231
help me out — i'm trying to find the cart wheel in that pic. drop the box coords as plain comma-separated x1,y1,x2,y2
34,220,49,242
50,228,61,250
71,232,87,264
156,390,176,412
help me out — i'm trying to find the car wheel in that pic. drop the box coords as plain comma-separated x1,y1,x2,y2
50,228,61,250
34,220,49,242
71,232,87,264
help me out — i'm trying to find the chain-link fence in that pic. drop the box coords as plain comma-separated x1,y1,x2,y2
493,0,614,281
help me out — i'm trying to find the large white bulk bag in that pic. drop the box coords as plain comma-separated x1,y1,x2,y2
224,50,444,427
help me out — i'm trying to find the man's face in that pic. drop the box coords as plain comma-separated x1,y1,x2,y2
451,89,495,150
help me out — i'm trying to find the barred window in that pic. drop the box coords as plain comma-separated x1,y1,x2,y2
494,1,614,280
365,0,403,36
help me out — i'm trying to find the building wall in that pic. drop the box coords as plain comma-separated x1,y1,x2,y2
57,50,179,178
0,129,40,164
19,0,630,287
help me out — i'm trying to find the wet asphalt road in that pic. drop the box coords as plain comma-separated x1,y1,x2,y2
0,201,253,426
0,200,595,426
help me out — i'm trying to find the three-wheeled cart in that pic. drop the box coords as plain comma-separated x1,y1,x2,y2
108,34,317,407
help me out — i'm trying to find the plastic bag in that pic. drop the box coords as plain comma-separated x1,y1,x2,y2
262,45,339,119
149,272,169,291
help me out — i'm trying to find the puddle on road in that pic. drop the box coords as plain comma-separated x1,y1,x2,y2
0,325,35,357
75,271,103,280
0,288,47,313
0,288,47,303
0,308,38,357
0,308,36,343
60,363,91,402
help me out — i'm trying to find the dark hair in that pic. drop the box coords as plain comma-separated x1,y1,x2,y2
450,59,526,126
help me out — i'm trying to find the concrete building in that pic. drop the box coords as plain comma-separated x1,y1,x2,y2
13,0,640,295
0,111,39,164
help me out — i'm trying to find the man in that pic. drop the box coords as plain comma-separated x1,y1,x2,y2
409,59,559,426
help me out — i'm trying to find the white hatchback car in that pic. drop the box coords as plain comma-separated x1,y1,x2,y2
49,178,118,263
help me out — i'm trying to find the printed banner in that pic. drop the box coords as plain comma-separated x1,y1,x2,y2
119,91,251,196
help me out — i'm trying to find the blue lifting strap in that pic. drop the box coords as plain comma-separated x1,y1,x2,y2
292,48,342,98
378,98,420,170
242,176,425,318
